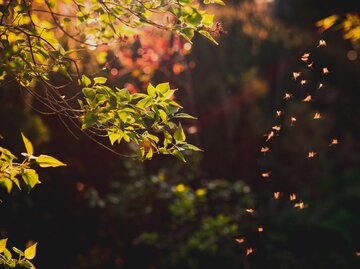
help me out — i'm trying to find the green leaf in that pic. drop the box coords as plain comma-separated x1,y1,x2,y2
163,130,173,147
198,30,219,45
204,0,225,5
145,147,153,159
3,248,11,261
186,144,203,151
93,77,107,85
58,65,72,80
21,169,41,189
63,17,71,23
174,113,197,119
81,75,91,87
48,0,56,8
21,133,33,156
108,130,123,145
186,9,203,26
201,14,214,27
3,178,13,193
0,238,7,253
137,147,145,159
159,109,168,122
174,124,186,142
12,247,24,256
155,83,170,94
214,0,226,5
146,133,160,144
172,149,186,162
147,83,156,97
82,87,96,100
12,177,21,190
136,96,153,108
82,112,97,129
24,243,37,260
162,89,176,100
36,155,66,168
0,147,16,161
180,28,195,41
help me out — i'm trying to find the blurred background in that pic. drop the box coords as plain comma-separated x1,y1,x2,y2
1,0,360,268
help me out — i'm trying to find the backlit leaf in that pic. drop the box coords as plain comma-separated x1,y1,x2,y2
21,169,41,189
24,243,37,260
155,83,170,94
174,113,197,119
36,155,66,168
174,124,186,142
0,238,7,253
199,30,219,45
186,144,203,151
81,75,91,87
172,149,186,162
21,133,33,156
94,77,107,85
147,83,156,97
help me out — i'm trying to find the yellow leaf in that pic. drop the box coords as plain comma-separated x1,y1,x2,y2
21,133,33,156
24,242,37,260
0,238,8,253
36,155,66,168
22,169,41,189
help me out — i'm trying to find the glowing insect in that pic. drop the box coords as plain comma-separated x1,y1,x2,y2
302,95,312,102
356,251,360,256
246,248,254,256
322,67,329,75
300,80,307,85
261,171,271,178
258,227,264,233
246,208,254,213
307,151,317,158
290,193,296,201
265,131,275,142
294,202,305,209
301,53,310,62
272,125,281,131
307,62,314,68
318,83,324,89
276,110,283,117
284,93,292,100
317,39,326,47
293,72,301,80
290,117,297,126
274,192,280,199
260,147,270,154
313,112,321,119
330,138,339,146
235,238,245,244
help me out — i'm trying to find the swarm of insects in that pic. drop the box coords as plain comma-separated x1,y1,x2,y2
236,39,342,257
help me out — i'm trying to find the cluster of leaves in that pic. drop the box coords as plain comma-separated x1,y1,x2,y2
67,0,223,43
0,0,74,86
0,0,222,85
0,0,211,160
169,0,223,44
317,14,360,44
0,238,37,269
80,77,201,161
0,133,65,193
